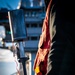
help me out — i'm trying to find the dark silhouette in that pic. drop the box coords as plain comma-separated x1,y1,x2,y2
44,0,75,75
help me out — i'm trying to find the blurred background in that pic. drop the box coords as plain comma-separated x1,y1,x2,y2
0,0,46,75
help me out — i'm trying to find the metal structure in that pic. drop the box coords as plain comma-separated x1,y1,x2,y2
8,9,28,75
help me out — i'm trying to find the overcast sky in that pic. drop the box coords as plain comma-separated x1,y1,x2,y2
0,0,20,10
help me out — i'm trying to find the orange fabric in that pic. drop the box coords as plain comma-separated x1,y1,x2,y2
33,0,52,75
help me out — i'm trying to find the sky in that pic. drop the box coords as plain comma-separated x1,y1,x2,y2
0,0,20,10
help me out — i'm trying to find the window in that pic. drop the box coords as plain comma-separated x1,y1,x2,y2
39,23,43,27
27,36,39,40
31,23,37,27
31,36,38,40
26,24,30,27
